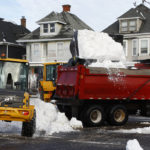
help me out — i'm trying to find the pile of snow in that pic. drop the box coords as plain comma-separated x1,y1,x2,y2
89,60,126,68
0,98,83,136
126,139,143,150
78,30,126,68
70,117,83,129
32,98,73,135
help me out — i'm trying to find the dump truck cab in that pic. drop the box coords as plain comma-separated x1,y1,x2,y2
0,58,36,137
39,62,65,102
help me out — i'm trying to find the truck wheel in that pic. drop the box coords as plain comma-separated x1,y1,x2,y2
108,105,128,126
82,105,105,127
21,110,36,137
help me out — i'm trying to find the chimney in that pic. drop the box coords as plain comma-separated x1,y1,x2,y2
62,4,71,12
21,16,26,28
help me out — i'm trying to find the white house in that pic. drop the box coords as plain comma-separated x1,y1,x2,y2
17,5,92,92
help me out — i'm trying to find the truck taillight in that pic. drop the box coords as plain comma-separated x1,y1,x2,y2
22,111,29,116
56,85,75,97
68,86,75,97
62,86,68,96
56,85,63,96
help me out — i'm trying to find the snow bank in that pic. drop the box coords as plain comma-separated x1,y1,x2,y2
126,139,143,150
32,99,74,135
78,30,126,68
0,98,83,136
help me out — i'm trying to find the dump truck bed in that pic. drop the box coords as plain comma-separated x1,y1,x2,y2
56,65,150,100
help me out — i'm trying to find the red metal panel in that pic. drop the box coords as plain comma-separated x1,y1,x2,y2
56,65,150,100
79,73,150,100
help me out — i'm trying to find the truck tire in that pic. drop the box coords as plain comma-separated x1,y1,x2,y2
57,105,72,120
81,105,105,127
21,110,36,137
108,105,128,126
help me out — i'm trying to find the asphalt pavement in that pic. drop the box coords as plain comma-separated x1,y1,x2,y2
0,116,150,150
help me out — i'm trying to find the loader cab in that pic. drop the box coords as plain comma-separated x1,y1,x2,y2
45,64,57,83
0,58,28,92
39,62,66,102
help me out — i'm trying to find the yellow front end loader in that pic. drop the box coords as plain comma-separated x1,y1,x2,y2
39,62,65,102
0,57,36,137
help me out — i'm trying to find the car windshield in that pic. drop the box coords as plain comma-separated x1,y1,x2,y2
0,61,28,91
46,65,57,81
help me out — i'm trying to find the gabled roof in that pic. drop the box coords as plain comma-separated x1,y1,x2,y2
19,11,93,42
0,19,30,43
103,4,150,34
37,11,66,24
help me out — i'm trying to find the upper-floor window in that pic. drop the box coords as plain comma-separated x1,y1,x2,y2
121,21,128,32
129,20,136,31
43,24,48,33
140,39,149,55
132,39,138,56
120,19,137,33
57,42,64,58
34,44,40,56
50,23,55,32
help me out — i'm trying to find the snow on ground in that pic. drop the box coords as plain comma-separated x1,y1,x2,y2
115,126,150,134
0,98,83,136
78,30,126,68
126,139,143,150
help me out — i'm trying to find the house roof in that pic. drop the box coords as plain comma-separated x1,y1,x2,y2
37,11,66,24
0,19,30,43
103,4,150,34
19,11,93,42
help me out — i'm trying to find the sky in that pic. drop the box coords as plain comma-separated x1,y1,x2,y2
0,0,149,32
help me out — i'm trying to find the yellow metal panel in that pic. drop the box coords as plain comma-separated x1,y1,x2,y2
43,81,56,91
0,105,35,122
0,58,28,63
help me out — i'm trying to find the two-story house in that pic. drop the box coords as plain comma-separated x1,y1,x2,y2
18,4,92,70
17,4,92,93
0,17,30,59
103,4,150,62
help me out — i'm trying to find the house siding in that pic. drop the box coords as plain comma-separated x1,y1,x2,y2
26,40,71,63
125,35,150,61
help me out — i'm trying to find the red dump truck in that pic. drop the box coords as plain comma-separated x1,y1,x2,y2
54,31,150,127
54,62,150,127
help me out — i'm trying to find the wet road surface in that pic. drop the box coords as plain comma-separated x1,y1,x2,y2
0,116,150,150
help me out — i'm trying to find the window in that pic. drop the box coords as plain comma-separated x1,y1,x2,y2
129,20,136,31
140,39,149,55
123,40,128,56
121,21,128,32
43,43,48,57
46,65,57,81
120,19,137,32
43,24,48,33
34,44,40,56
132,40,138,56
50,23,55,32
57,42,64,58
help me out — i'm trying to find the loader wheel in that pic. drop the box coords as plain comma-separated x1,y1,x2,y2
21,110,36,137
81,105,105,127
108,105,128,126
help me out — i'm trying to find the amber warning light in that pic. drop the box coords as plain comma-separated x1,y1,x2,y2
1,53,6,58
